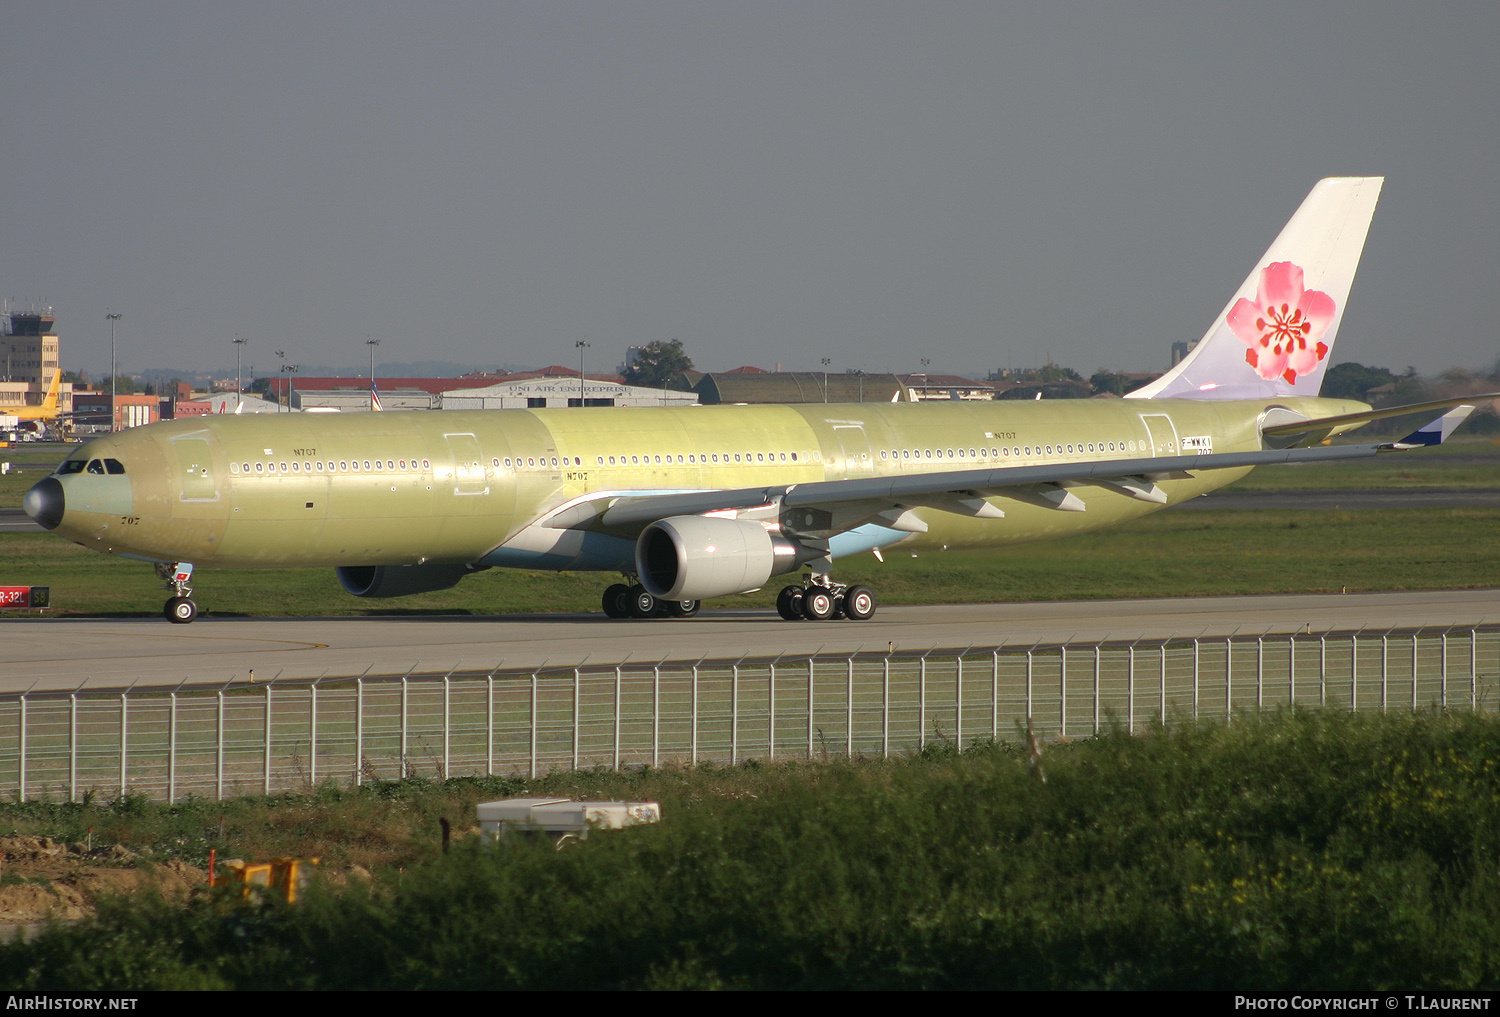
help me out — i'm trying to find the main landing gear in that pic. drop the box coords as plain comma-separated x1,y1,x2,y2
776,576,876,622
601,582,700,620
156,562,198,624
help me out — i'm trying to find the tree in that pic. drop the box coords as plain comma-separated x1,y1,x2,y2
622,340,694,388
1090,370,1128,397
1321,362,1399,401
99,374,143,395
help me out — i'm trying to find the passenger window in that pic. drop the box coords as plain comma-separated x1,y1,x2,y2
791,452,798,462
257,462,266,473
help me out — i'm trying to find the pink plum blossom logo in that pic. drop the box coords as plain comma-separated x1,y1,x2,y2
1226,261,1336,385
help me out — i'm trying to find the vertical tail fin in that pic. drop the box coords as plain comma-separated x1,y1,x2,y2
1127,177,1383,401
38,369,60,413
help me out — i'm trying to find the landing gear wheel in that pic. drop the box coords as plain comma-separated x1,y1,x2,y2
602,583,632,618
164,596,198,624
843,585,876,621
801,587,836,621
666,600,700,618
776,585,805,621
628,585,658,619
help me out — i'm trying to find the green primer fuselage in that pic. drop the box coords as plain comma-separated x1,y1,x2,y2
48,396,1367,571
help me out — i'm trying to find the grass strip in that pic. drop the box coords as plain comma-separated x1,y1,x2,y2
2,708,1499,989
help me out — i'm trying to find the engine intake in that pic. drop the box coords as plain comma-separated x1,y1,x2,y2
336,562,474,598
636,515,813,601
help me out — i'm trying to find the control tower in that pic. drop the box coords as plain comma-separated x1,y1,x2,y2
0,307,59,386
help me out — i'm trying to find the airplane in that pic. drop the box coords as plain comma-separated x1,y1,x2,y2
21,177,1495,624
5,369,63,423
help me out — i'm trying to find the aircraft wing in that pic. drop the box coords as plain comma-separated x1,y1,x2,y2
571,405,1479,534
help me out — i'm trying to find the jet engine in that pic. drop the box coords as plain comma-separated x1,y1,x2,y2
336,562,475,598
636,515,816,601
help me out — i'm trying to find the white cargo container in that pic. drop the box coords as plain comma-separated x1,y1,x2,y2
477,797,662,846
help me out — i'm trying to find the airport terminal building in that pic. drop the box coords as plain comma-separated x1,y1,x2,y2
441,377,698,409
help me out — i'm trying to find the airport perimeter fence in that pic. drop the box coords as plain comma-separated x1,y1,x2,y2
1,624,1497,803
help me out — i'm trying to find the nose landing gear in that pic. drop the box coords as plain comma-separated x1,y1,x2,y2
155,562,198,624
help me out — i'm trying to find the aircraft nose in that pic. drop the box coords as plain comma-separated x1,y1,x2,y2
22,477,65,530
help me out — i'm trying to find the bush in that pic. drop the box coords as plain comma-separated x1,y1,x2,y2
4,709,1500,989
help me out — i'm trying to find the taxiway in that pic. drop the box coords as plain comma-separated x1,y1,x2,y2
2,588,1494,693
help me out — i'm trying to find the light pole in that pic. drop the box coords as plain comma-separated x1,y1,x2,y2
821,358,831,403
232,335,247,410
106,313,122,431
575,340,590,406
919,358,931,401
274,349,286,411
281,363,300,411
365,338,380,411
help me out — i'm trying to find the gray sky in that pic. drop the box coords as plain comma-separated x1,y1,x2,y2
3,2,1497,380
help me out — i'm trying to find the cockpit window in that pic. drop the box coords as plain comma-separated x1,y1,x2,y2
105,459,126,475
56,459,87,475
86,459,105,475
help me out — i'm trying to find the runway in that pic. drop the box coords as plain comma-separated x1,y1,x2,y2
2,588,1495,693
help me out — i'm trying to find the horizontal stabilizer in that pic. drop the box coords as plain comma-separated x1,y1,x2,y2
1385,405,1476,449
1261,392,1500,438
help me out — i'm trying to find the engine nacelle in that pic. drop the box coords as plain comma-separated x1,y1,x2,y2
336,562,474,598
636,515,811,601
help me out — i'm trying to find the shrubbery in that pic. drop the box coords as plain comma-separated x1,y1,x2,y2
4,709,1500,989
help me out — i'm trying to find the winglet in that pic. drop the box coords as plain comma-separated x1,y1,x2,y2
1384,405,1476,449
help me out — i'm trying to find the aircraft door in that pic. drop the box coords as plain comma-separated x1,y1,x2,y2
444,433,490,496
172,436,219,502
1139,414,1180,457
833,423,874,478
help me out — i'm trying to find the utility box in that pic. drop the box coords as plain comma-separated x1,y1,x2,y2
477,797,662,847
